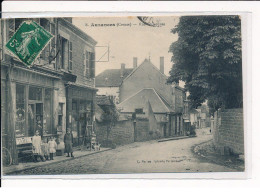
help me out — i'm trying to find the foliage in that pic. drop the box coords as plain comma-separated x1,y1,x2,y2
100,101,119,140
168,16,243,111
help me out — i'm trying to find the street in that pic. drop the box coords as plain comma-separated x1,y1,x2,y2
10,128,235,175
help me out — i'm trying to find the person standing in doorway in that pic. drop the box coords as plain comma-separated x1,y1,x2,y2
64,128,74,157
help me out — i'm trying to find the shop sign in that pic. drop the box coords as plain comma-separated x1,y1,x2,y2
16,137,32,145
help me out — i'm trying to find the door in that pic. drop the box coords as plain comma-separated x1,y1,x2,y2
28,103,43,136
163,124,167,137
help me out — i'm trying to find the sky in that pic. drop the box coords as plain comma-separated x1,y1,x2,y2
73,16,179,77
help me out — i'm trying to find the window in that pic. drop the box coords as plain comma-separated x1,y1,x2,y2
85,51,95,78
40,19,51,62
60,37,69,70
29,87,42,101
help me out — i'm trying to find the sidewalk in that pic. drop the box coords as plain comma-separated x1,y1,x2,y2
3,147,111,175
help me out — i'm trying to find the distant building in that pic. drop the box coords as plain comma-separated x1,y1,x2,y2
118,57,187,137
95,57,138,104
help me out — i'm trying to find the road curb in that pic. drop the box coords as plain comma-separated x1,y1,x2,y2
4,148,113,175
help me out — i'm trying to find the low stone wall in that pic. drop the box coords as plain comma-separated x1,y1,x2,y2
95,120,134,146
95,118,161,146
213,108,244,155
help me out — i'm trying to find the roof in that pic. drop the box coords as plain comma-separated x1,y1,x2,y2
95,68,133,87
123,59,168,83
96,95,113,106
118,88,174,113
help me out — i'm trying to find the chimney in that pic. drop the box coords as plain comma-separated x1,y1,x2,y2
133,57,137,68
160,57,164,74
120,63,126,77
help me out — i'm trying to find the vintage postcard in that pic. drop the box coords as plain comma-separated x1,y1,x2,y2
1,15,246,177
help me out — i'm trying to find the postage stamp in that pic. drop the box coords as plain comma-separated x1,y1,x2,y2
5,20,53,67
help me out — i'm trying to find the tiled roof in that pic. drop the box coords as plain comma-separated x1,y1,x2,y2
118,88,174,113
95,68,133,87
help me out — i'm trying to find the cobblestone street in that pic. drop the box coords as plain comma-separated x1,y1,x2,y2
8,129,236,175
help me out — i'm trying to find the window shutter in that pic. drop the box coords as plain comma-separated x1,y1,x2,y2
85,51,91,78
50,23,56,48
90,52,95,78
8,19,15,39
32,18,40,24
69,41,73,71
56,34,61,69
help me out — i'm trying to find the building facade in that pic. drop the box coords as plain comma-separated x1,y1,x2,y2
1,18,97,164
118,58,186,138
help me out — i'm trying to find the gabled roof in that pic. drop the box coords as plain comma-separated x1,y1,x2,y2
122,59,168,83
118,88,174,113
95,68,133,87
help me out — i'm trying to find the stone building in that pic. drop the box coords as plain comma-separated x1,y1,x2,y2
1,18,97,163
117,58,187,138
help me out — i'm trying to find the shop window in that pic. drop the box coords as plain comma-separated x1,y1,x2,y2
15,84,26,137
29,87,42,101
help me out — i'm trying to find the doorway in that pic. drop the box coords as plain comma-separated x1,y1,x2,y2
28,103,43,136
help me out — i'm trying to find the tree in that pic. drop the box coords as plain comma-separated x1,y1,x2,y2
101,101,119,141
168,16,243,111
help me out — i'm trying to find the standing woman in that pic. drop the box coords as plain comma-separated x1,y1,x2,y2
64,128,74,157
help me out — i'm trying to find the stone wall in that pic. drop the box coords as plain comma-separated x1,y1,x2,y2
95,118,158,146
213,108,244,155
95,120,134,146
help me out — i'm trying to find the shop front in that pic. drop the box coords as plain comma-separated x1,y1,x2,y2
5,66,61,161
66,84,96,147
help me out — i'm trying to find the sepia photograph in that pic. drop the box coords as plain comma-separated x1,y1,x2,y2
0,15,245,176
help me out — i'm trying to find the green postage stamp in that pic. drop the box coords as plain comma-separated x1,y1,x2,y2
6,20,53,67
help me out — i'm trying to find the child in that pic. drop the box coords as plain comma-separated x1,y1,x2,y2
41,138,50,160
48,136,57,160
32,130,45,162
